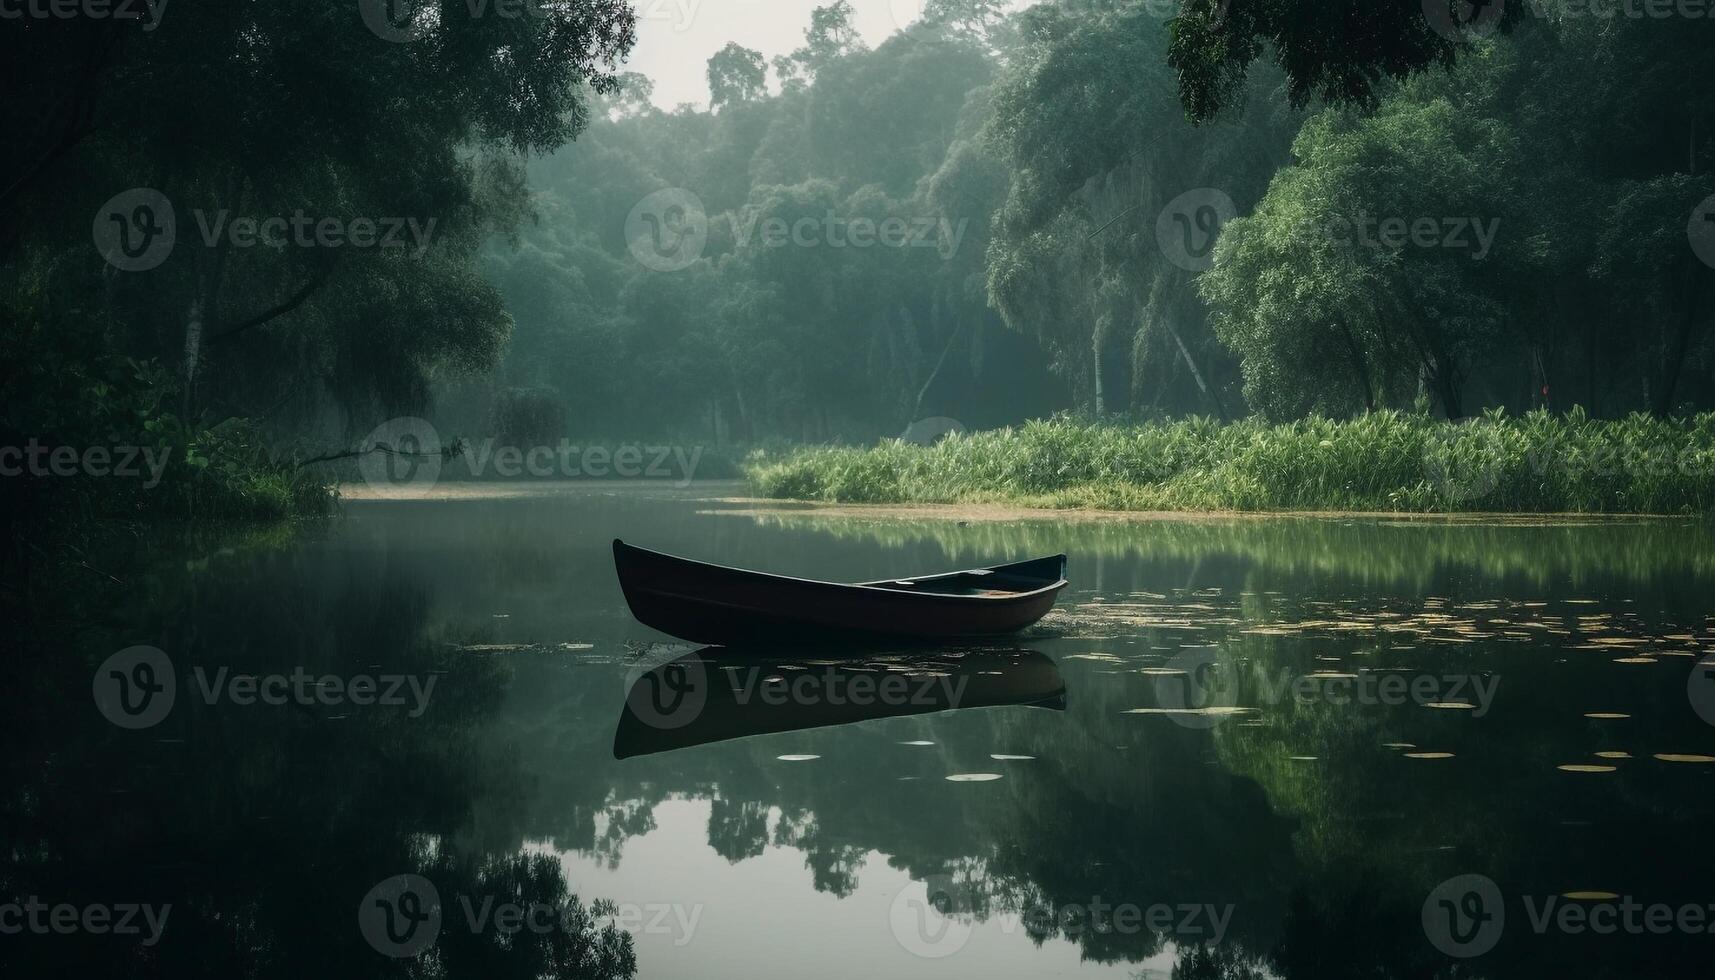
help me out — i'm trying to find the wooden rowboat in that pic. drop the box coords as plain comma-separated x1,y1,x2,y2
614,647,1066,758
613,539,1068,645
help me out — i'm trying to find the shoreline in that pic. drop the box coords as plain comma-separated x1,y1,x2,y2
704,497,1690,525
334,480,1693,524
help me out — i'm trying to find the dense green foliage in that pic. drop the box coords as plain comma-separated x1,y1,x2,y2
3,0,635,524
6,0,1712,522
747,410,1715,513
477,2,1712,447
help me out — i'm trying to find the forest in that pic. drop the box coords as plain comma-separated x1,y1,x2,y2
3,0,1713,521
478,0,1714,441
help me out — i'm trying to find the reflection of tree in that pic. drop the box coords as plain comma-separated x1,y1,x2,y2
773,807,867,897
0,531,637,979
732,510,1715,592
592,799,659,870
707,798,770,863
429,852,635,980
1173,941,1268,980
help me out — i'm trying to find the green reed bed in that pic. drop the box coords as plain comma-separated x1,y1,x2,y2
744,409,1715,514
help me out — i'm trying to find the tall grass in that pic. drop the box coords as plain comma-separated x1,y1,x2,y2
744,408,1715,514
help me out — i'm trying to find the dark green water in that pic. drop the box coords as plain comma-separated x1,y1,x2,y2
8,483,1715,978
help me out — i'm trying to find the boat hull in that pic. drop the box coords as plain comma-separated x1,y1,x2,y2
614,647,1066,758
613,540,1067,645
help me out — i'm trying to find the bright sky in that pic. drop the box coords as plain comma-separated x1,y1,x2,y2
620,0,942,109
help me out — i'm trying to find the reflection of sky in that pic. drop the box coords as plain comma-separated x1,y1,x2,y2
621,0,1018,110
550,798,1148,977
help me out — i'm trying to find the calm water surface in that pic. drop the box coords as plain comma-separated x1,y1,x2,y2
10,482,1715,978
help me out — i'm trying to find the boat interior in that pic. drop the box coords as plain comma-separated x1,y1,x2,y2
857,555,1066,596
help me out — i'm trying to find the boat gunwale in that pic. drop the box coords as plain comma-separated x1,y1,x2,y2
613,539,1068,603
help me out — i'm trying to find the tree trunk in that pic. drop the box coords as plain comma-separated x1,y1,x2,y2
1091,324,1105,416
1654,258,1707,418
180,298,203,418
1432,360,1464,420
1163,319,1229,422
1335,320,1376,412
912,316,963,422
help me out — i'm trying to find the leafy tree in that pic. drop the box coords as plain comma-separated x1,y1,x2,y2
1166,0,1526,122
707,42,767,110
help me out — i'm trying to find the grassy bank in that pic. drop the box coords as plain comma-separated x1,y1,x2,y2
745,409,1715,514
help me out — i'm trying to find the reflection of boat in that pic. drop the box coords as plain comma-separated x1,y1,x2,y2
613,648,1066,759
613,539,1068,645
